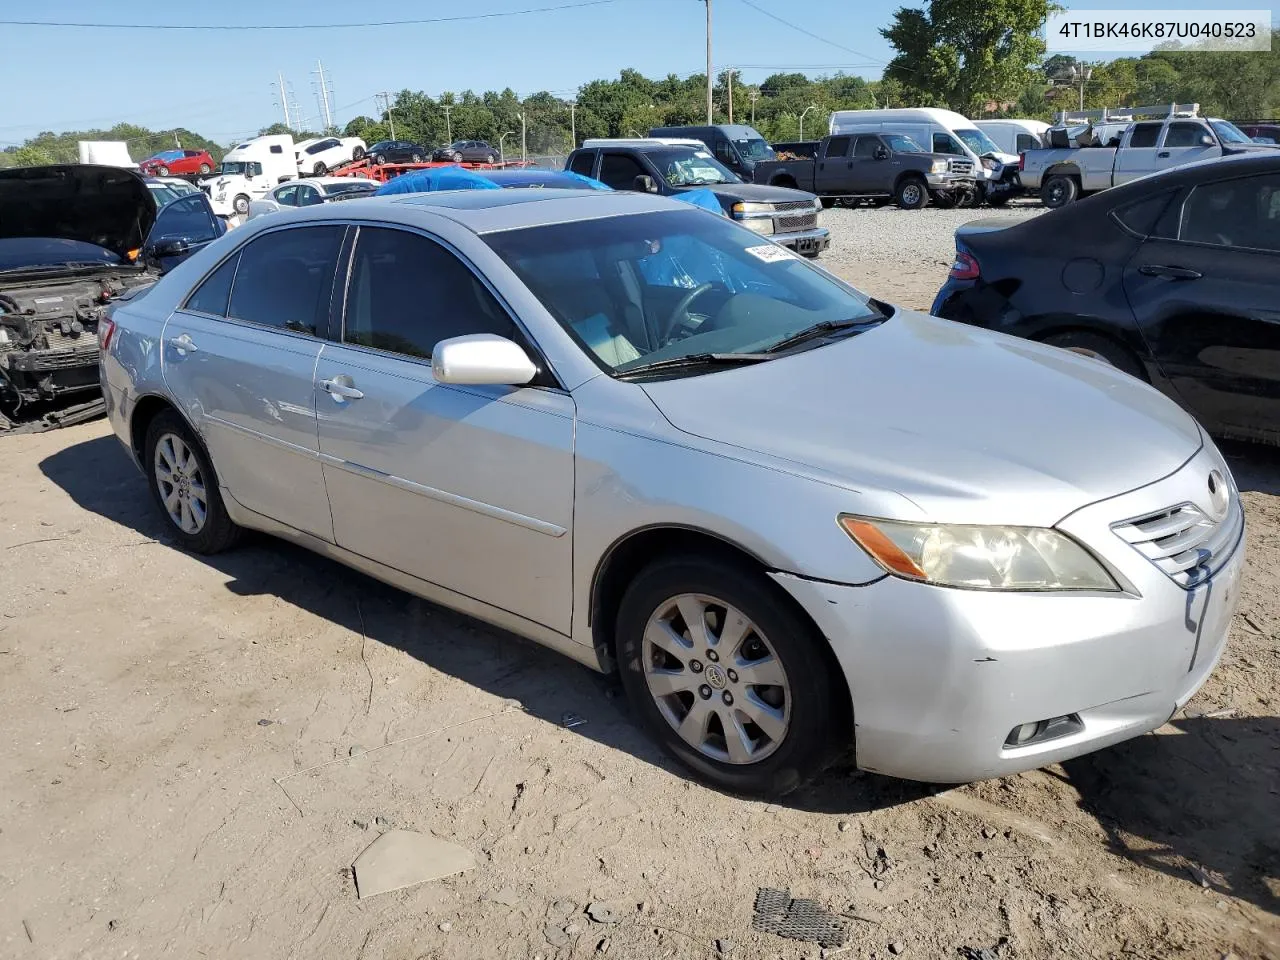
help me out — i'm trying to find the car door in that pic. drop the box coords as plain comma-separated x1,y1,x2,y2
814,136,853,194
161,223,346,540
1113,122,1164,184
1123,171,1280,438
144,193,226,273
1153,121,1219,174
314,224,575,633
851,136,893,193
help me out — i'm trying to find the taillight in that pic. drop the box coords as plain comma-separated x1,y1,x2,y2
949,250,980,281
99,317,117,351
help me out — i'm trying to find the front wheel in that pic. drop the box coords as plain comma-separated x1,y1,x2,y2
451,152,463,162
373,153,387,165
144,410,241,554
232,194,250,215
616,556,846,796
894,176,929,210
410,153,423,163
198,163,211,174
156,165,169,177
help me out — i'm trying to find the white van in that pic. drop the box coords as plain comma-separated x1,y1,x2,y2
198,135,297,217
828,108,1022,204
975,119,1049,156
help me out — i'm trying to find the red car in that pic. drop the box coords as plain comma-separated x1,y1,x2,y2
139,149,215,176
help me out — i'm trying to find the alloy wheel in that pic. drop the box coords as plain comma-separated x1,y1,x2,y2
642,593,791,764
154,432,208,535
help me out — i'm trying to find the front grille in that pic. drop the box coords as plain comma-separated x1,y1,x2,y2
771,200,816,212
948,159,975,175
775,213,818,232
11,346,98,371
1112,498,1244,588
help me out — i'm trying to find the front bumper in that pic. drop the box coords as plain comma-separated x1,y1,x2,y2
2,345,101,399
926,173,977,190
772,442,1244,783
773,227,830,256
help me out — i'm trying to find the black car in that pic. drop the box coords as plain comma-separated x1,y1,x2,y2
932,152,1280,444
365,140,427,165
433,140,499,164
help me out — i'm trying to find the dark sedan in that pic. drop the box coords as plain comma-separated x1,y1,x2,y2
365,140,427,165
932,152,1280,444
432,140,499,164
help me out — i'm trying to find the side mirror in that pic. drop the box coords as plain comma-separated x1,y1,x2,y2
874,146,889,160
431,334,537,386
1200,133,1215,146
633,174,659,194
147,237,190,259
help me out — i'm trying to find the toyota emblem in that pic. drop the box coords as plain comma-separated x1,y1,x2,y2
1207,469,1229,520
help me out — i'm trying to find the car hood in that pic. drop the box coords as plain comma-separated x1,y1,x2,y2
694,182,817,204
639,309,1202,527
0,164,155,263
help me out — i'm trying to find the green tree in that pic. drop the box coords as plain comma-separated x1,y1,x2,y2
11,145,55,167
882,0,1053,115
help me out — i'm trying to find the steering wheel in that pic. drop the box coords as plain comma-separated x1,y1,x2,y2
661,283,715,343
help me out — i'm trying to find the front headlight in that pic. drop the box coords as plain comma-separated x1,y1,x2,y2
931,159,948,174
838,515,1118,591
733,201,775,215
742,218,774,236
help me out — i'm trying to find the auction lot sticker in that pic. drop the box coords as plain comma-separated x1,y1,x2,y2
1045,9,1272,53
745,244,797,264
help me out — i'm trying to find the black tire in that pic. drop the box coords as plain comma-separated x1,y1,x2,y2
933,192,957,209
373,153,387,165
894,175,929,210
985,192,1011,207
156,165,169,177
411,153,423,163
451,151,463,162
1042,330,1146,380
353,146,366,161
486,153,497,164
199,163,211,174
232,194,250,215
1041,174,1079,208
313,161,327,175
144,410,241,554
615,555,846,797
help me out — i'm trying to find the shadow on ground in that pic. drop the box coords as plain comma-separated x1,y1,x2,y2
1221,439,1280,496
39,432,936,815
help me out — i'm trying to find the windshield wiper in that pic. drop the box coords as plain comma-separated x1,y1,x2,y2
763,317,879,354
0,260,115,276
615,352,773,379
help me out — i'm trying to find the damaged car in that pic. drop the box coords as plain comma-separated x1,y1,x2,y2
0,164,224,431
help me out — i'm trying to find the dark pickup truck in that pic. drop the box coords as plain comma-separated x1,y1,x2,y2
753,133,978,209
567,139,830,257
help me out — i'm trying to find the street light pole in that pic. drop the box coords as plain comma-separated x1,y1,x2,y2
799,104,818,142
749,89,759,125
442,104,453,144
701,0,713,124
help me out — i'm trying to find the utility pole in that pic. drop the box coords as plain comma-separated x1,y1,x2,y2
519,109,527,164
1069,64,1093,112
442,105,453,144
727,69,733,124
287,82,303,133
569,102,577,148
313,60,334,131
749,89,759,125
275,72,292,129
702,0,713,124
377,92,397,139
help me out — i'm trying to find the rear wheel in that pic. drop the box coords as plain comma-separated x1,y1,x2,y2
1042,331,1145,380
144,410,241,554
486,153,497,164
1041,174,1079,208
894,175,929,210
313,161,327,175
616,555,845,796
353,146,366,161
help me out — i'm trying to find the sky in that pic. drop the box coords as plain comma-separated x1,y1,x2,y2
0,0,1274,147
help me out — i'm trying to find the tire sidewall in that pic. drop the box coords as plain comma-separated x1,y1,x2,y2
144,411,230,552
896,178,927,209
233,194,250,215
615,557,843,796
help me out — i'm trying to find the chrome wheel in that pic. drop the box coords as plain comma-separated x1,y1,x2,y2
154,432,207,535
642,593,790,765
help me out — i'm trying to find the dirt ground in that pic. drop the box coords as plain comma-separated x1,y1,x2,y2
1,228,1278,960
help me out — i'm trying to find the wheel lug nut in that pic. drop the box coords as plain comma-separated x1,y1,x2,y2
722,691,734,706
706,650,719,662
727,669,738,683
699,685,712,699
690,660,703,673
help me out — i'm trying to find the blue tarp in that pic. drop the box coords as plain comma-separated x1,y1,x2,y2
669,188,726,216
373,167,502,195
477,169,611,190
148,150,184,162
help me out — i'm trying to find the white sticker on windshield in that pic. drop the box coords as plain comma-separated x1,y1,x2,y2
744,243,796,264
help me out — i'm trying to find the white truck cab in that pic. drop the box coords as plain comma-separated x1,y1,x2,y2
198,135,296,217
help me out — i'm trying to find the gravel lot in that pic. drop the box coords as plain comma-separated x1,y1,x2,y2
1,203,1277,960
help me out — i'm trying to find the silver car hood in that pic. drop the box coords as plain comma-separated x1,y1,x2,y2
640,309,1202,527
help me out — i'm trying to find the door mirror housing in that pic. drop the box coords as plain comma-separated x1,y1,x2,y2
146,237,190,260
431,334,538,386
874,146,889,160
633,174,659,194
1200,133,1215,147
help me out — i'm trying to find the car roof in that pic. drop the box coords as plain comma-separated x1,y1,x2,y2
291,176,377,188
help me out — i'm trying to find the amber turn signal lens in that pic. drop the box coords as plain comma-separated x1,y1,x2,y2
838,516,927,579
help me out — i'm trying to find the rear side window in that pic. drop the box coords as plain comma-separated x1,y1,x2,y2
825,136,852,158
1179,174,1280,252
1110,190,1177,237
568,150,595,176
185,253,240,317
227,225,345,335
1129,123,1161,148
343,227,516,359
1164,122,1207,147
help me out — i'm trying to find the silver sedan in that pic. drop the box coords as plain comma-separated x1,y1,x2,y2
100,189,1243,794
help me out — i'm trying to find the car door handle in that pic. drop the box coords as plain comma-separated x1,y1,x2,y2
1157,151,1171,158
1139,264,1203,280
319,377,364,401
169,333,198,355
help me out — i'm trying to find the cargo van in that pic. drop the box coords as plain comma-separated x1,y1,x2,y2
828,108,1021,204
975,119,1050,156
197,134,296,217
646,124,776,180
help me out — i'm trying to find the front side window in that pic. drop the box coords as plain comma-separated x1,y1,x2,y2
1164,122,1208,148
484,209,884,377
296,186,322,206
185,253,240,317
853,137,881,158
1129,123,1162,148
151,194,219,244
568,151,596,176
227,225,345,335
344,227,515,360
273,185,298,206
1179,174,1280,252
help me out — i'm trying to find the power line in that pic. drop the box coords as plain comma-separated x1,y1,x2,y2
733,0,890,65
0,0,625,30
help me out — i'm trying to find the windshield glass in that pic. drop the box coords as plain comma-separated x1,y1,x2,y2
483,209,883,376
1211,120,1251,144
883,134,924,153
217,161,261,176
646,147,738,186
734,138,775,160
325,181,377,196
955,128,1003,156
147,184,183,207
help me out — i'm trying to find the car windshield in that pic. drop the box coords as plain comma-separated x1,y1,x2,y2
883,134,924,153
734,138,776,160
1211,120,1252,144
647,147,738,186
483,209,884,377
218,161,260,176
955,127,1002,156
147,184,183,207
325,181,377,197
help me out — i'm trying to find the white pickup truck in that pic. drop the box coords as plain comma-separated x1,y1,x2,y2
1020,114,1274,207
